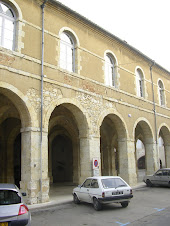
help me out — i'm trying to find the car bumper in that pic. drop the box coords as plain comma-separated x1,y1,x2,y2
98,194,133,204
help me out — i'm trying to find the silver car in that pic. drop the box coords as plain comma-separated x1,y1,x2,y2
143,168,170,187
0,183,31,226
73,176,133,210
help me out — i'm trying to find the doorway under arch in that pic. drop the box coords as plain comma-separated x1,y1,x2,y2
100,113,127,177
135,120,155,181
0,93,21,185
52,134,73,183
48,104,81,186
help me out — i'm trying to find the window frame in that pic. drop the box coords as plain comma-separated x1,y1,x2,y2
0,1,16,50
60,31,75,72
105,53,116,87
158,80,165,106
136,67,145,98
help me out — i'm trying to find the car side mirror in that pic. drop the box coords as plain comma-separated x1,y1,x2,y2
22,192,27,196
78,185,81,188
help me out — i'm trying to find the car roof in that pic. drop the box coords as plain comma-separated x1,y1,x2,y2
158,168,170,171
0,183,18,191
86,176,121,180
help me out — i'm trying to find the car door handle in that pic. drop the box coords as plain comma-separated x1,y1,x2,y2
87,189,89,191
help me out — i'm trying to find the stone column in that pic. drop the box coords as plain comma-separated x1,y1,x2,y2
20,127,49,204
48,138,53,184
111,148,117,176
165,144,170,167
118,139,137,186
145,139,158,175
79,135,100,184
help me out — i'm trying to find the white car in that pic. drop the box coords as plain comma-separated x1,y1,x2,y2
0,183,31,226
143,168,170,187
73,176,133,210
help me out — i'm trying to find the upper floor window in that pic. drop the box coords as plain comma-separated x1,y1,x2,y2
105,53,115,87
0,2,15,50
136,68,144,97
60,32,75,72
158,80,165,106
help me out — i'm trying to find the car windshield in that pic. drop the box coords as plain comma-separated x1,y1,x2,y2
101,178,127,189
0,190,21,205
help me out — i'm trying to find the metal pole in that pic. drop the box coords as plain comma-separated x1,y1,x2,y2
40,0,48,202
150,61,159,168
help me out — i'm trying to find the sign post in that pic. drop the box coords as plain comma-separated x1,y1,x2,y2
92,157,99,176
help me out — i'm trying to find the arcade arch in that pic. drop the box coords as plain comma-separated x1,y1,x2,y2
0,84,44,204
0,87,32,187
158,124,170,167
47,101,90,186
98,110,137,184
134,118,156,182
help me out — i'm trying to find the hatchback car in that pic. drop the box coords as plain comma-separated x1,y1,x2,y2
143,168,170,187
0,183,31,226
73,176,133,210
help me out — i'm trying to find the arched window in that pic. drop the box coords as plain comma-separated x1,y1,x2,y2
60,32,75,72
0,2,15,50
105,53,115,87
136,68,144,97
158,80,165,106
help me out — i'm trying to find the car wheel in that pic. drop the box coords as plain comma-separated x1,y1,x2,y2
93,197,102,211
121,202,129,208
146,179,153,187
73,193,80,204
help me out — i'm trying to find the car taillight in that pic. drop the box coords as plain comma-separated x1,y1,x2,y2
102,192,105,198
130,189,133,195
18,204,29,215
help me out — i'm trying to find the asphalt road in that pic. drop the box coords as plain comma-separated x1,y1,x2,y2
31,186,170,226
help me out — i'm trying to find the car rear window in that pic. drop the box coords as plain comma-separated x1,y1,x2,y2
101,178,127,189
0,190,21,205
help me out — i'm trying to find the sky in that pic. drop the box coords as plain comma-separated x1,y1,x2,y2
57,0,170,72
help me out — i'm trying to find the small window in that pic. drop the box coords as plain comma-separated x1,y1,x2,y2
60,32,75,72
0,2,15,50
91,179,99,188
136,68,144,97
0,190,21,205
155,170,162,176
162,171,168,176
105,53,115,87
101,178,127,189
82,179,91,188
158,80,165,106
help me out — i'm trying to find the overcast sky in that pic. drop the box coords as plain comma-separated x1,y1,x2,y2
57,0,170,72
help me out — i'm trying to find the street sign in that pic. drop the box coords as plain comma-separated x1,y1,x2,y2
93,158,99,169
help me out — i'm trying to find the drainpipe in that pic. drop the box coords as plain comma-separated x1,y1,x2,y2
150,61,159,169
40,0,48,203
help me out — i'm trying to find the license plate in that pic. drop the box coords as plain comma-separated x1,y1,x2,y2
0,223,8,226
112,191,123,195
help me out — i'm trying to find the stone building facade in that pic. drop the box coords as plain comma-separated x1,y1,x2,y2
0,0,170,204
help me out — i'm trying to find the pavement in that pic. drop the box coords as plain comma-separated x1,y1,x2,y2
28,182,146,212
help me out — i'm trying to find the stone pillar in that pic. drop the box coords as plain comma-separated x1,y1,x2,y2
79,135,100,184
145,139,158,175
118,139,137,186
48,138,53,184
165,145,170,167
20,127,49,204
111,148,117,176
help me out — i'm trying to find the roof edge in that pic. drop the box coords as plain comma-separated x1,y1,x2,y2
48,0,170,74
